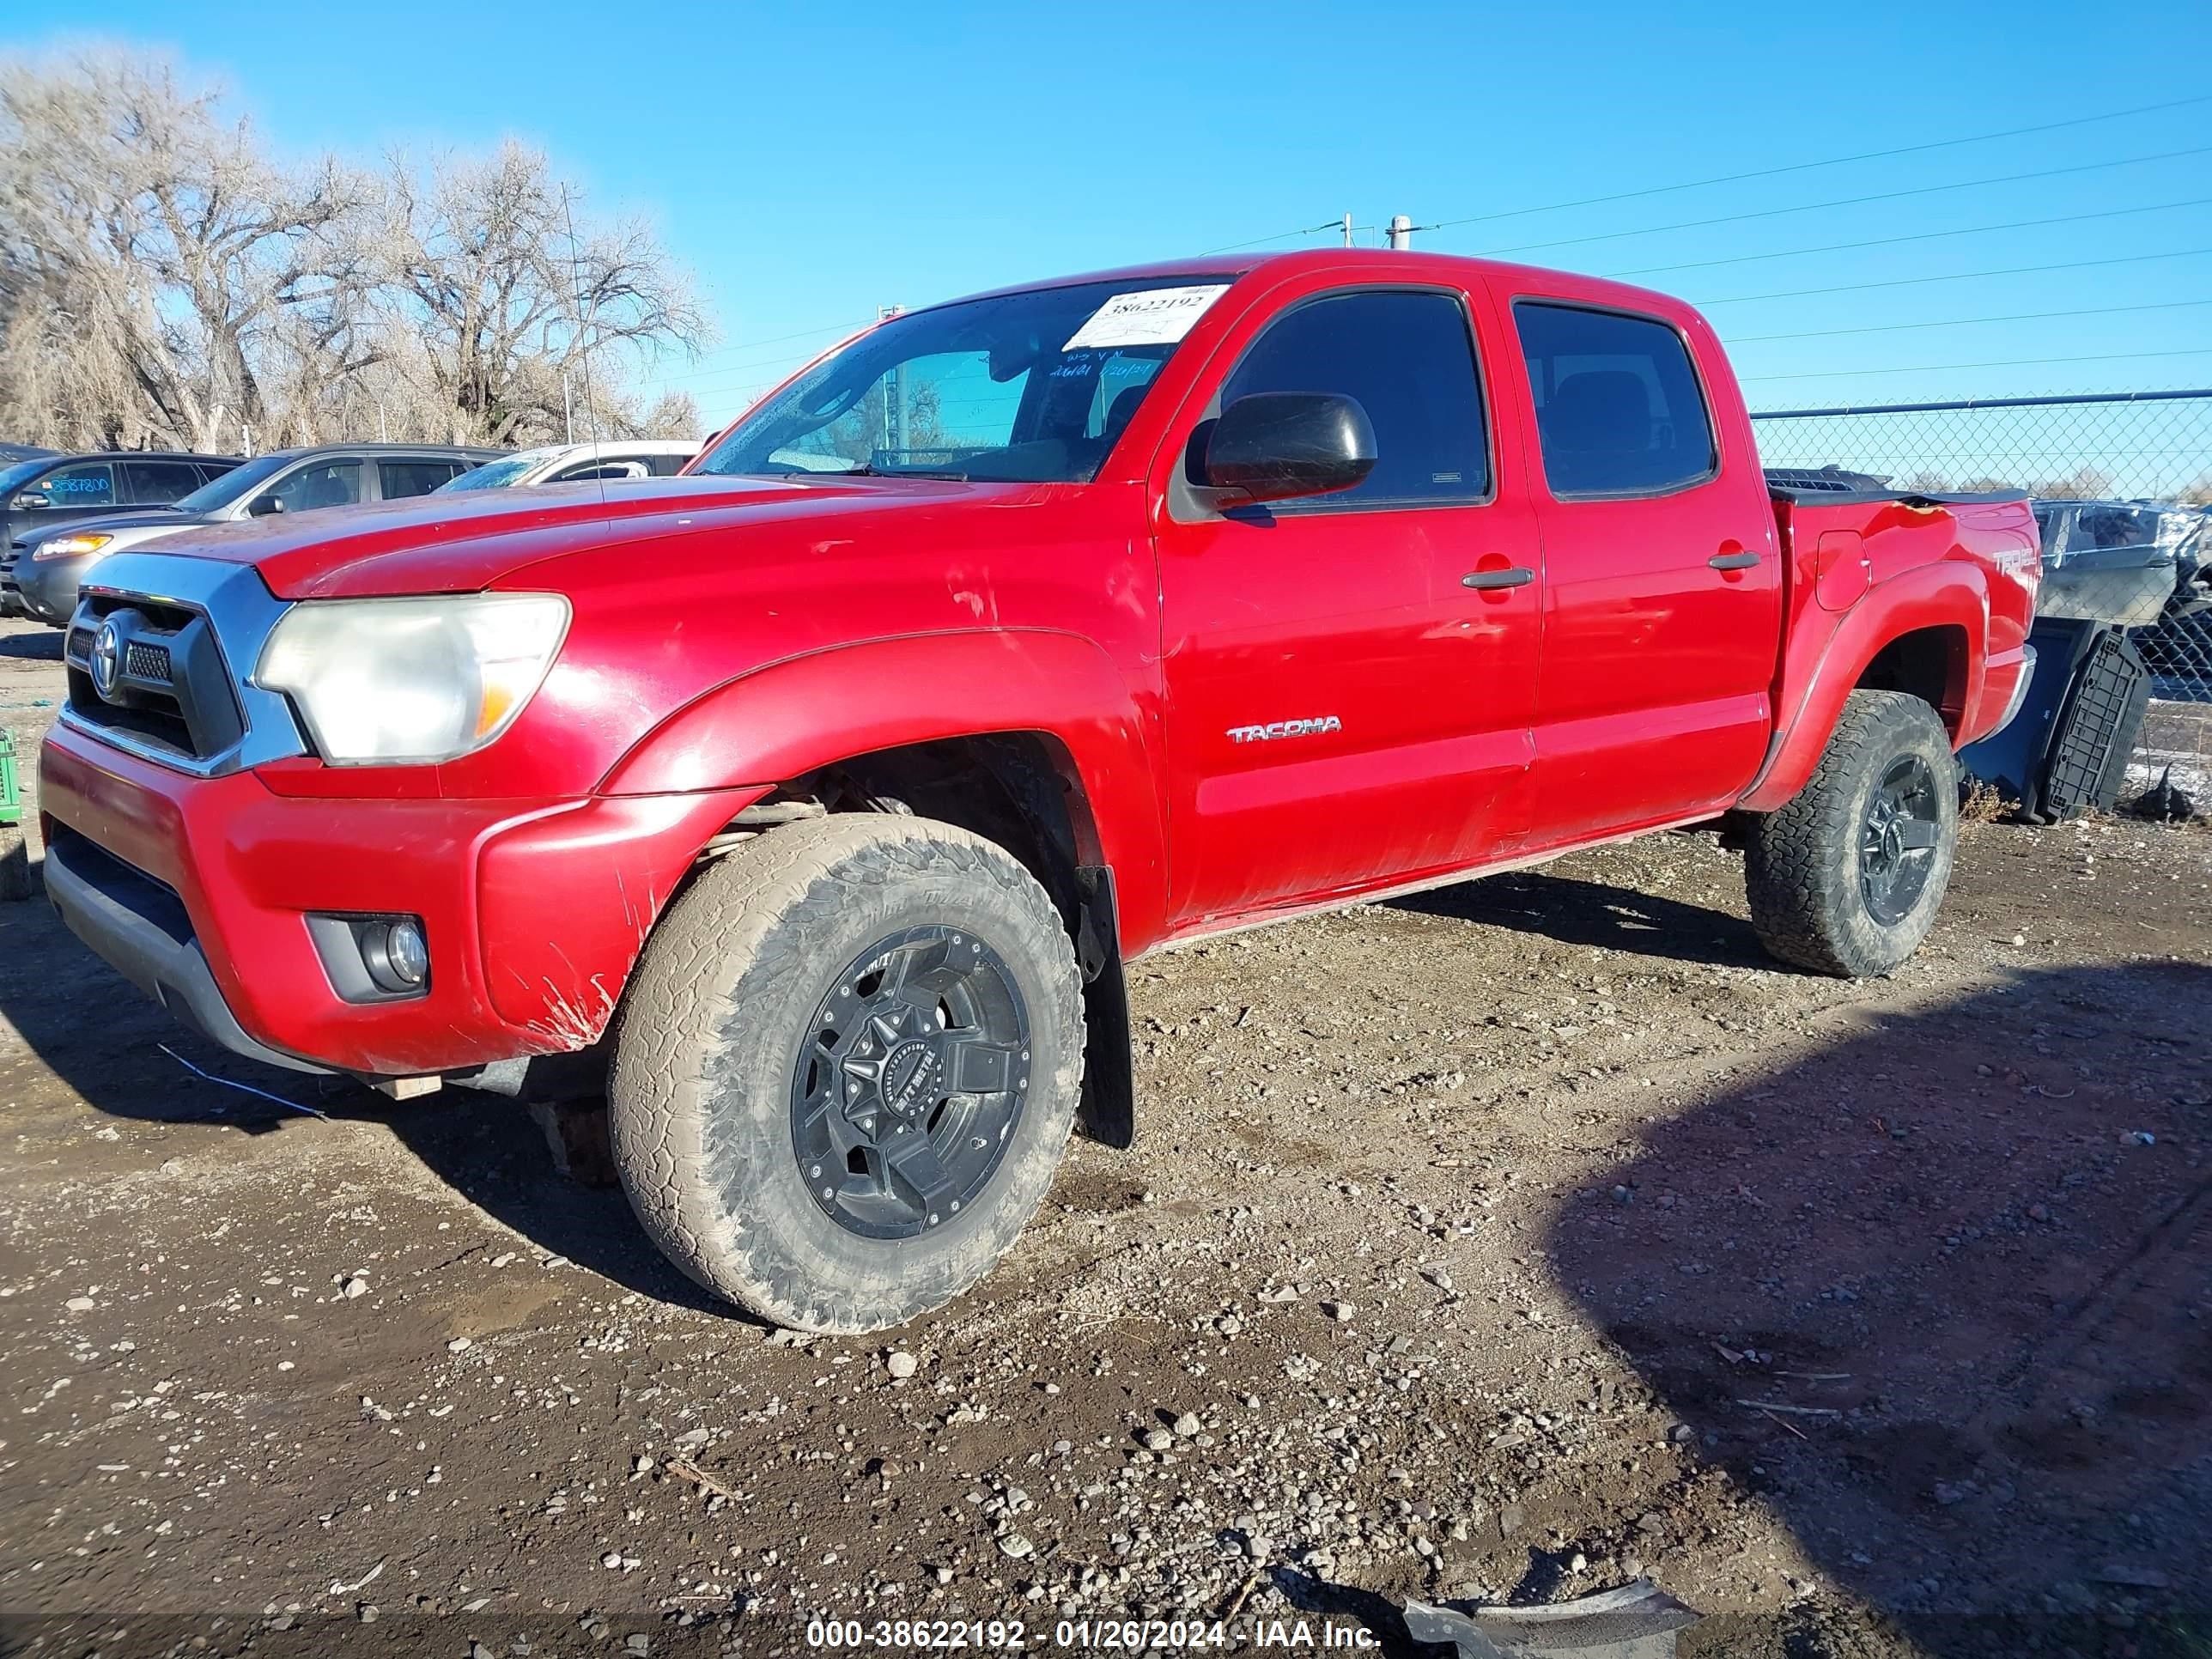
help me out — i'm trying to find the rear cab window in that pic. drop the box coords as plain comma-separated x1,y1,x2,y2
1200,288,1489,510
1514,301,1716,498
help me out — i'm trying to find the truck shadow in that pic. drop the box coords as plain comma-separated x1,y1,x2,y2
0,629,64,660
1390,863,1770,969
0,889,731,1316
1547,960,2211,1650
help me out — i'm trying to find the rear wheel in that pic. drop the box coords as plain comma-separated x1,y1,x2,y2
608,814,1083,1333
1744,690,1959,977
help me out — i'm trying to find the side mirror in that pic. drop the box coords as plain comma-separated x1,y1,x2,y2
11,492,50,511
1202,392,1376,503
248,495,286,517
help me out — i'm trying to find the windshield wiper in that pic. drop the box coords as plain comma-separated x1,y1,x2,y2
836,465,969,482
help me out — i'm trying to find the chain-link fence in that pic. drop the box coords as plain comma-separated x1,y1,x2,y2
1749,389,2212,811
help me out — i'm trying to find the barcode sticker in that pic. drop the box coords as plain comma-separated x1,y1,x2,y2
1062,285,1231,352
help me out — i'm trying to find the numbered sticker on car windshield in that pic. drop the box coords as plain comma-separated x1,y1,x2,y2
1062,285,1230,352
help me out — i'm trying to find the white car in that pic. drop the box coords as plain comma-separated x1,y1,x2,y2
437,440,700,493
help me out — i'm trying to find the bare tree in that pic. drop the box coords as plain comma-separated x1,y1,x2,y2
0,49,708,453
377,140,707,447
0,50,377,450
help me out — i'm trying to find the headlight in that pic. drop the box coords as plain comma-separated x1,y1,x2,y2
33,532,113,561
255,593,570,765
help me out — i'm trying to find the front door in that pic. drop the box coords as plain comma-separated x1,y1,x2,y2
1153,281,1543,928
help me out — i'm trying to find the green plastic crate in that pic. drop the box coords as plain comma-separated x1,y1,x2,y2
0,730,19,830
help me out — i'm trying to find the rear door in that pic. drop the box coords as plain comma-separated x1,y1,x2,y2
1152,279,1543,926
1504,296,1782,842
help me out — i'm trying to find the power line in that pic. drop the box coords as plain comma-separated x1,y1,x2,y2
1728,297,2212,345
651,316,877,378
1739,346,2212,382
1606,193,2212,279
1474,146,2212,261
1693,246,2212,306
1422,92,2212,231
1198,220,1349,256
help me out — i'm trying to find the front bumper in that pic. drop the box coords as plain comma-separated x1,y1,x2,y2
3,545,93,625
40,720,760,1078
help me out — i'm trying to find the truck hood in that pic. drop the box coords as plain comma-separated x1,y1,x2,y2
128,474,1029,600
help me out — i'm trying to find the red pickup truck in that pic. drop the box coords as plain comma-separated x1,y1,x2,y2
40,251,2039,1332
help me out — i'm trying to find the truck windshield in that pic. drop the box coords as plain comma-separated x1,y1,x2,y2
695,274,1237,485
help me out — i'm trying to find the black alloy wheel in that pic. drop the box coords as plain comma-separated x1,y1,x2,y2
1858,753,1942,927
790,925,1033,1240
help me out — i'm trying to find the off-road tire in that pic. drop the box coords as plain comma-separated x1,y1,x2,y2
1745,690,1959,977
608,814,1084,1334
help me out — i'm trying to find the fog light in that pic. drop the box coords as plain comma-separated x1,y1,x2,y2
362,917,429,993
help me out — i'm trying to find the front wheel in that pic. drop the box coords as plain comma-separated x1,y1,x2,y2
608,814,1084,1333
1744,690,1960,977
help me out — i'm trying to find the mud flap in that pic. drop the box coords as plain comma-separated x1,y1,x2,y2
1073,865,1133,1150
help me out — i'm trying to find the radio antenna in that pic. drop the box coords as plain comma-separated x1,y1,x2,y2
559,181,607,501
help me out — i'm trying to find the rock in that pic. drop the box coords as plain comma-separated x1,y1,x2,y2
1142,1428,1174,1452
674,1427,710,1448
999,1534,1034,1560
602,1552,624,1569
886,1351,920,1381
933,1565,955,1584
64,1296,94,1312
1322,1300,1357,1322
1245,1534,1272,1560
447,1336,472,1354
1172,1412,1201,1438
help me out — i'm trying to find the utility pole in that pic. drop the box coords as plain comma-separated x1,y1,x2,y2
878,306,906,459
562,374,574,444
1340,212,1354,247
1387,214,1413,251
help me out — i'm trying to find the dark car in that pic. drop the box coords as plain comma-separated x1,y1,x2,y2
0,451,239,615
0,442,61,466
3,442,502,625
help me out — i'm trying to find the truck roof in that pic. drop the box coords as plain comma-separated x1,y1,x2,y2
927,247,1702,327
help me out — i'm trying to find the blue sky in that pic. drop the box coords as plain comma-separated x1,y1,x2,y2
29,0,2212,430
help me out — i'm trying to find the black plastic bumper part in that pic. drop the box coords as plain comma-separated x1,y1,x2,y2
42,832,331,1075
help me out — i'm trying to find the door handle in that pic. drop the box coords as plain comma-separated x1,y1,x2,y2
1462,567,1534,591
1709,550,1761,571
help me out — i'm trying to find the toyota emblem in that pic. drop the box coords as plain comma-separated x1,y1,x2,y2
89,617,122,702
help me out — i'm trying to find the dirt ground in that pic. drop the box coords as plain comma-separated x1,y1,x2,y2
2,613,2208,1659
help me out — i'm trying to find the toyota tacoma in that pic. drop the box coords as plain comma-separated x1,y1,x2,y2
39,251,2040,1332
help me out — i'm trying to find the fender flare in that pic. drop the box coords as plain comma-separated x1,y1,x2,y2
598,629,1171,950
1738,564,1990,813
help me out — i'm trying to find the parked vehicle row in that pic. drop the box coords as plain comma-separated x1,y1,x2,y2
3,439,702,627
35,247,2039,1334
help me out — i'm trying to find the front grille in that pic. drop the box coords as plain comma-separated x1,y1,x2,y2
65,593,245,762
124,641,173,683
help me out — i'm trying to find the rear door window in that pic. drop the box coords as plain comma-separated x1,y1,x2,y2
33,461,114,508
121,461,204,503
647,453,694,476
1514,302,1717,498
379,459,465,499
1208,289,1489,508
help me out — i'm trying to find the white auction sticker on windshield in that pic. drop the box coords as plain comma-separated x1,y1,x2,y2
1062,285,1230,351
